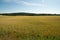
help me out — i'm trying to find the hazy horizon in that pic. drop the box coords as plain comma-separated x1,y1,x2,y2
0,0,60,14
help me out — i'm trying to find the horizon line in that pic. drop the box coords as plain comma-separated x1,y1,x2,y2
0,12,59,14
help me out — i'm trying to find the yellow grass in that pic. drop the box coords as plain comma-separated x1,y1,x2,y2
0,16,60,40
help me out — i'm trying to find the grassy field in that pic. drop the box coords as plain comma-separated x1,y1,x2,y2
0,16,60,40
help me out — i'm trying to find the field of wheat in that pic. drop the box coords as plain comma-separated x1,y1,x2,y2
0,16,60,40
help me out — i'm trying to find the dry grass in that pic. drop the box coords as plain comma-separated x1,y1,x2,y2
0,16,60,40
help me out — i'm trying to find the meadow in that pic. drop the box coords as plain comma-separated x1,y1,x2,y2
0,16,60,40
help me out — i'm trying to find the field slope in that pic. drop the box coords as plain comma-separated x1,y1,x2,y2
0,16,60,40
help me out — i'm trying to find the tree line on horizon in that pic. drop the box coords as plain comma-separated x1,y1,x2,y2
0,12,60,16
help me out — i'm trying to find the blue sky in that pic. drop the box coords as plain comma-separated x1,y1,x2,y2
0,0,60,14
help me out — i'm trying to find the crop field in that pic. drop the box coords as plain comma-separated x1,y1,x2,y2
0,16,60,40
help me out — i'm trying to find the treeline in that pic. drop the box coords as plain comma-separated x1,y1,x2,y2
0,12,60,16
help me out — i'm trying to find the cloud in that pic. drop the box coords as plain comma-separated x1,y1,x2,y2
21,1,46,6
3,0,46,6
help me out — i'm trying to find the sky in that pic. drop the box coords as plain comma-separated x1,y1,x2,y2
0,0,60,14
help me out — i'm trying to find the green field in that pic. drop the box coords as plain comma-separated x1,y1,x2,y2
0,16,60,40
